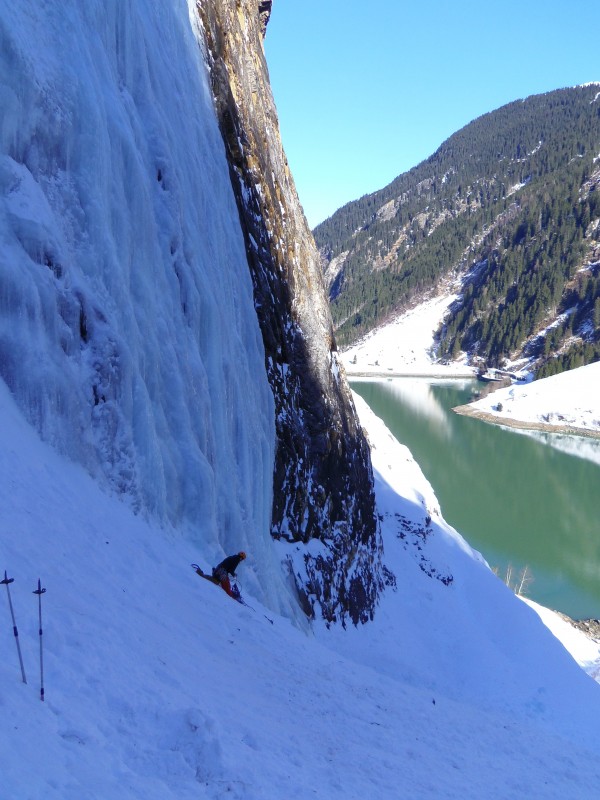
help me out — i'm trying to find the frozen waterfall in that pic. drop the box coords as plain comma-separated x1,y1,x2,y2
0,0,276,580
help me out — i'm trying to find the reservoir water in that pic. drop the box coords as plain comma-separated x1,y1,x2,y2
352,379,600,620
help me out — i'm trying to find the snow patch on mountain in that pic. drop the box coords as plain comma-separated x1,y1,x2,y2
341,294,476,378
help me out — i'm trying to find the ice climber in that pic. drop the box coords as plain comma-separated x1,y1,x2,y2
212,552,247,598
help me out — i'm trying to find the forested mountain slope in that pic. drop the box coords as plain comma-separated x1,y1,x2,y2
315,85,600,376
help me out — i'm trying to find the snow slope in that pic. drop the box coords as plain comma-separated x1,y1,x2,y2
2,379,600,799
341,294,476,378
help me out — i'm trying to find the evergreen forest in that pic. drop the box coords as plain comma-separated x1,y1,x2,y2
315,85,600,376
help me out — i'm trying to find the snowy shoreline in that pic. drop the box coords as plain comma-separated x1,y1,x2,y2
453,402,600,440
458,361,600,438
345,366,477,380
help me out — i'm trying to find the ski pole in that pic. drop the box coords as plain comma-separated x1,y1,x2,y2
1,571,27,684
33,579,46,701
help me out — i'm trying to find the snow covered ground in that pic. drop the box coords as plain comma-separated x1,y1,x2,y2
461,361,600,438
3,377,600,799
341,295,476,378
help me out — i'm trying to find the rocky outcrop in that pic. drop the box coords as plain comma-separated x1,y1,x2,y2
258,1,272,36
195,0,383,625
564,617,600,641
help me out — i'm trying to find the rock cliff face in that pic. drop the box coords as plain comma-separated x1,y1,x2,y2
195,0,383,624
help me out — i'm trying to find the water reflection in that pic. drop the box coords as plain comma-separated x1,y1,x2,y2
359,378,466,439
353,379,600,619
512,428,600,468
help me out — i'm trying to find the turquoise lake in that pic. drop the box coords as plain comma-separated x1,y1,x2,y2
352,378,600,620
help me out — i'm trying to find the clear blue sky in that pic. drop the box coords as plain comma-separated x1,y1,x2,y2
264,0,599,228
